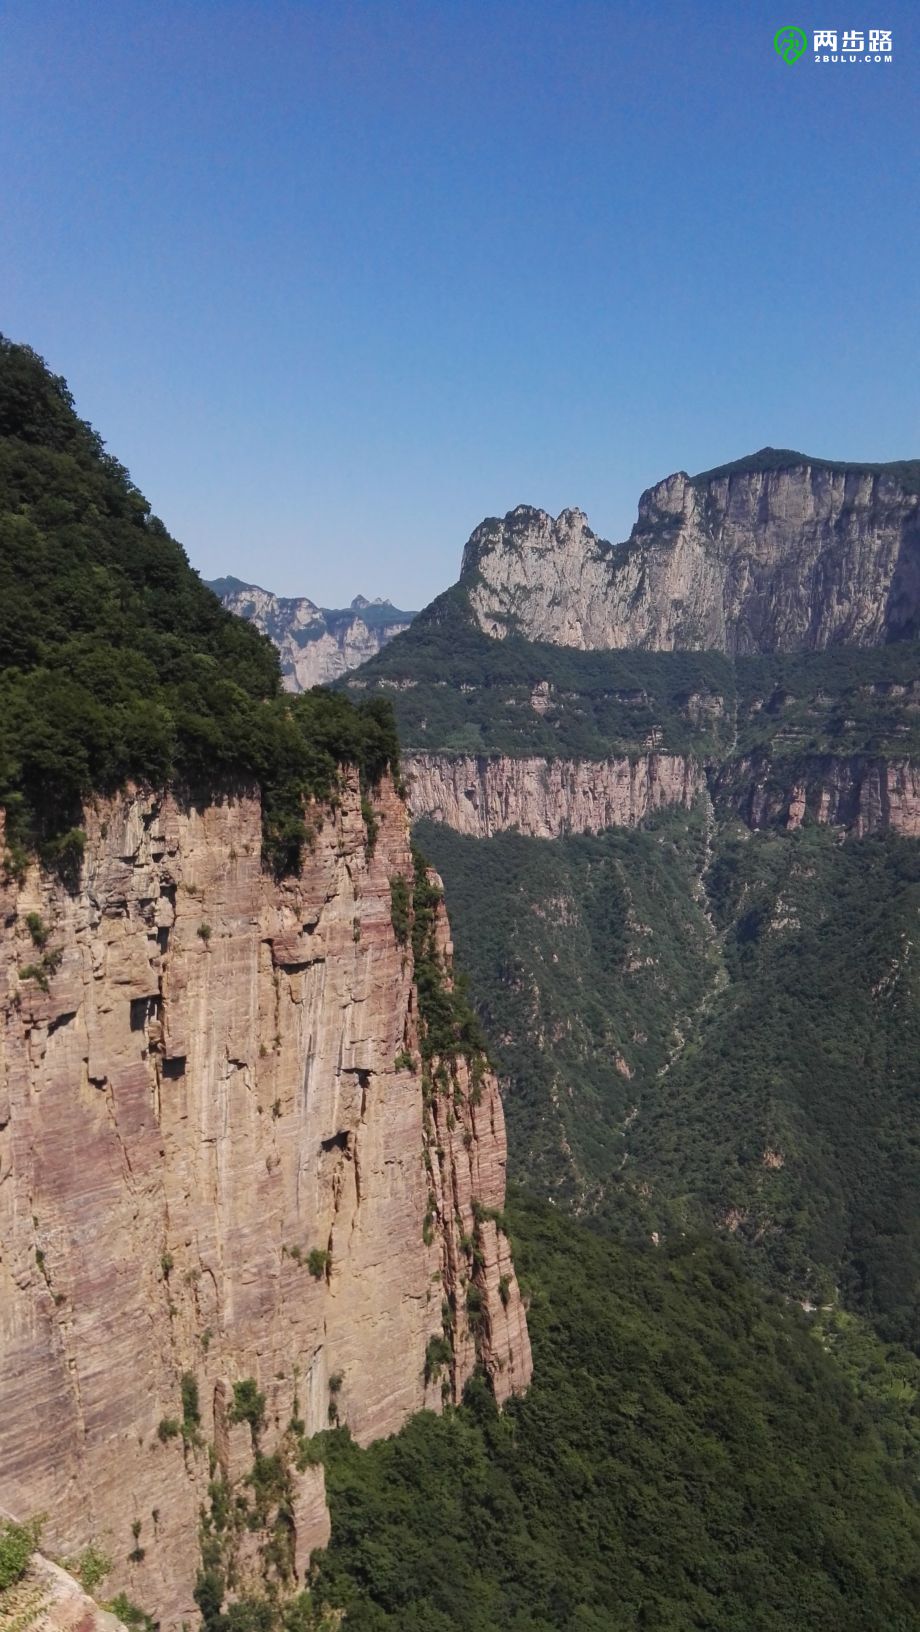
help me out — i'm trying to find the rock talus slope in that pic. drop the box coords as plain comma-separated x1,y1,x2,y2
462,462,920,653
0,775,529,1627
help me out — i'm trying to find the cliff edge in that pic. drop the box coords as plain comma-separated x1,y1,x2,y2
0,773,530,1627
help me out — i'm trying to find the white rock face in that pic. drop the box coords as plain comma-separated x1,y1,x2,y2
209,581,415,689
462,462,920,654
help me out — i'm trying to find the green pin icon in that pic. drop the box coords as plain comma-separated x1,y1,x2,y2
774,25,808,62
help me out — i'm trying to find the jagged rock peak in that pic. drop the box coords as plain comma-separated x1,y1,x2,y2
458,452,920,655
209,576,417,690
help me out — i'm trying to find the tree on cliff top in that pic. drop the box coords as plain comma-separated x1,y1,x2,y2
0,336,399,876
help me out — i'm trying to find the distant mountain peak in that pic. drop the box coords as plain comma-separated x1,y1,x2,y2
456,453,920,655
210,575,417,689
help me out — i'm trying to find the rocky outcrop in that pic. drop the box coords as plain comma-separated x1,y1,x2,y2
208,580,415,690
406,750,920,841
0,776,529,1628
714,754,920,836
406,753,704,837
0,1522,128,1632
461,457,920,654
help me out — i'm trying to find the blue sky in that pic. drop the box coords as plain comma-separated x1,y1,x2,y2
1,1,917,608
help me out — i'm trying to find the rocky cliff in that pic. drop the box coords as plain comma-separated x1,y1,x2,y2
0,774,530,1628
713,753,920,836
405,750,920,841
406,753,704,838
208,579,415,690
461,454,920,654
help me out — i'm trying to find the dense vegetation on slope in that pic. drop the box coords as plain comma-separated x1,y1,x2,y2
347,589,920,761
346,589,733,757
306,1194,920,1632
416,815,716,1213
630,825,920,1344
0,338,398,874
424,816,920,1353
733,642,920,758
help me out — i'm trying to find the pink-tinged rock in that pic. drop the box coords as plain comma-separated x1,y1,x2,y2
0,1540,128,1632
0,780,530,1628
405,752,704,837
716,754,920,836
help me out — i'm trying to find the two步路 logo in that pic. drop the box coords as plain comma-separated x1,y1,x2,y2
774,25,808,61
774,23,893,62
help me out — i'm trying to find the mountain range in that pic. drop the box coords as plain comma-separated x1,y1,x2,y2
206,578,416,689
5,338,920,1631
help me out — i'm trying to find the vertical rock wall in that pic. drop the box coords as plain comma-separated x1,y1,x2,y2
0,774,530,1627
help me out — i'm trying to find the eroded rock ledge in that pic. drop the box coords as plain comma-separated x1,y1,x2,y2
406,750,920,840
0,774,530,1628
406,752,704,837
713,754,920,836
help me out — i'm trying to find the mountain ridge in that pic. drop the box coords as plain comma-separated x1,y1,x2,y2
207,576,416,690
459,456,920,654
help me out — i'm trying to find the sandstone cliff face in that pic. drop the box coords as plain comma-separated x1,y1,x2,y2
0,776,529,1628
406,750,920,841
208,580,415,690
713,754,920,836
406,753,704,838
462,462,920,654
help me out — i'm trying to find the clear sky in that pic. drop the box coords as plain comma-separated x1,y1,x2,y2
1,1,917,608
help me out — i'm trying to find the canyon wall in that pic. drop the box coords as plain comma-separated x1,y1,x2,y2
406,752,704,837
713,753,920,837
0,775,529,1628
462,464,920,653
407,750,920,841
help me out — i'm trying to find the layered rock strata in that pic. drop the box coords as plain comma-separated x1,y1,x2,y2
0,775,529,1628
713,754,920,836
406,750,920,841
462,463,920,653
406,753,705,838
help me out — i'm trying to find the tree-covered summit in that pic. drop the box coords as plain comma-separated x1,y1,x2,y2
691,446,920,490
0,336,399,876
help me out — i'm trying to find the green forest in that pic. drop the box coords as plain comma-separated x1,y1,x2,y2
422,818,920,1355
8,336,920,1631
304,1194,920,1631
344,587,735,758
416,814,717,1214
0,336,399,876
347,580,920,761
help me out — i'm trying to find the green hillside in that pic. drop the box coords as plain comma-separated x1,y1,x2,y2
345,589,734,758
422,816,920,1352
415,814,716,1215
346,588,920,762
0,337,398,876
303,1193,920,1632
